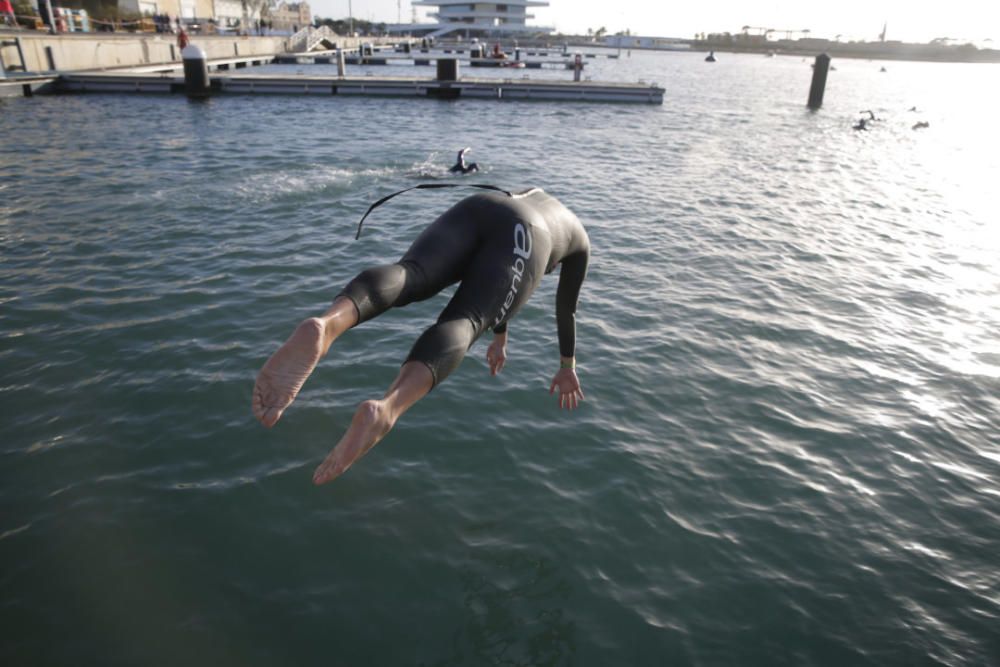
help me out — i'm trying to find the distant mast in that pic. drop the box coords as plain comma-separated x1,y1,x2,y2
879,21,887,42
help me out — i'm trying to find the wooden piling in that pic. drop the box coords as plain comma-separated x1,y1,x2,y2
808,53,831,110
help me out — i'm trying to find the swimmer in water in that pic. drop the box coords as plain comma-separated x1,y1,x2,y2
253,188,589,485
449,147,479,174
853,118,868,131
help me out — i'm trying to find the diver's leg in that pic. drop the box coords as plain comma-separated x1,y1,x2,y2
312,315,478,484
254,199,483,430
253,296,358,428
252,259,437,428
312,361,434,484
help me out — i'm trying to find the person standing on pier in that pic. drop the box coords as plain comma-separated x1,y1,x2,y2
252,188,589,485
1,0,16,27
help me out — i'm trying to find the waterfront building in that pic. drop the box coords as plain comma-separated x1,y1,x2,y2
389,1,553,38
118,0,212,20
212,0,260,30
270,1,311,33
115,0,257,29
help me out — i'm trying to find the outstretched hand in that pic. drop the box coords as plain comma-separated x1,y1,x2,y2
486,334,507,375
549,367,584,410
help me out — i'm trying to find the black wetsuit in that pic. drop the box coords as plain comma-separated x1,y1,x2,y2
339,189,590,386
449,149,479,174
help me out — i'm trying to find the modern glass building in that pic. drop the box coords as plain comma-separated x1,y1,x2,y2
394,1,553,38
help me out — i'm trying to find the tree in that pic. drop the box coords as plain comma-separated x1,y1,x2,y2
314,16,377,36
13,0,35,15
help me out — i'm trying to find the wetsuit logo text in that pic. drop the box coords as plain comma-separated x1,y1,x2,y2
494,223,532,327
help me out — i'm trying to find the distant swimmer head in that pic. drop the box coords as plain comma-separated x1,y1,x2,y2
912,121,930,130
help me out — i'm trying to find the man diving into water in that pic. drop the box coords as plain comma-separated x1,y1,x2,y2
449,147,479,174
252,188,590,485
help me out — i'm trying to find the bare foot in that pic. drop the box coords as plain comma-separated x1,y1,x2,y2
253,318,326,428
313,400,394,484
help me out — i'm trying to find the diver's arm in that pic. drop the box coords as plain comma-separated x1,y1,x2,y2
554,247,588,359
550,245,589,409
549,363,583,409
487,327,508,376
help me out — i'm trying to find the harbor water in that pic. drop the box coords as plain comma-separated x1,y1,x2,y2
2,51,998,666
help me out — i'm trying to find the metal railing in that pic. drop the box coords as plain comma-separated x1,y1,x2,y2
287,25,337,53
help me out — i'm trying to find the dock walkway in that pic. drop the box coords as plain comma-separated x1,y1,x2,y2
56,71,664,103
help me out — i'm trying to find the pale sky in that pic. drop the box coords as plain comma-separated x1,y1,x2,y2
311,1,999,45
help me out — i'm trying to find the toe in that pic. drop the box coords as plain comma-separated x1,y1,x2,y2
260,407,282,428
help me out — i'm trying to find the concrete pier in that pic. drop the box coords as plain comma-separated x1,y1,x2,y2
56,71,665,103
0,74,57,97
0,33,398,74
2,35,660,104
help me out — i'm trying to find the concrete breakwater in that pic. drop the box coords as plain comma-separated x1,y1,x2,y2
0,33,397,74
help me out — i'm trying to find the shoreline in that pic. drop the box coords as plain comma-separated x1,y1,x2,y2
507,36,1000,65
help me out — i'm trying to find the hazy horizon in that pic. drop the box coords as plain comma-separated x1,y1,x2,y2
308,1,998,46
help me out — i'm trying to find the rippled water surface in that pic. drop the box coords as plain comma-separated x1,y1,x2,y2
2,51,999,666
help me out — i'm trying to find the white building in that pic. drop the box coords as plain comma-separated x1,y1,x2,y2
392,1,552,38
117,0,213,20
213,0,261,31
116,0,256,27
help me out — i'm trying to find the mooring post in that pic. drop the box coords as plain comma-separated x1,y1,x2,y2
437,57,458,81
573,53,582,82
807,53,831,110
182,43,210,98
336,48,345,76
515,47,520,61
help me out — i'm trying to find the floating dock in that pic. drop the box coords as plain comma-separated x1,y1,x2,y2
273,47,615,70
3,49,660,104
56,71,664,104
0,74,57,98
125,55,278,73
276,53,580,70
